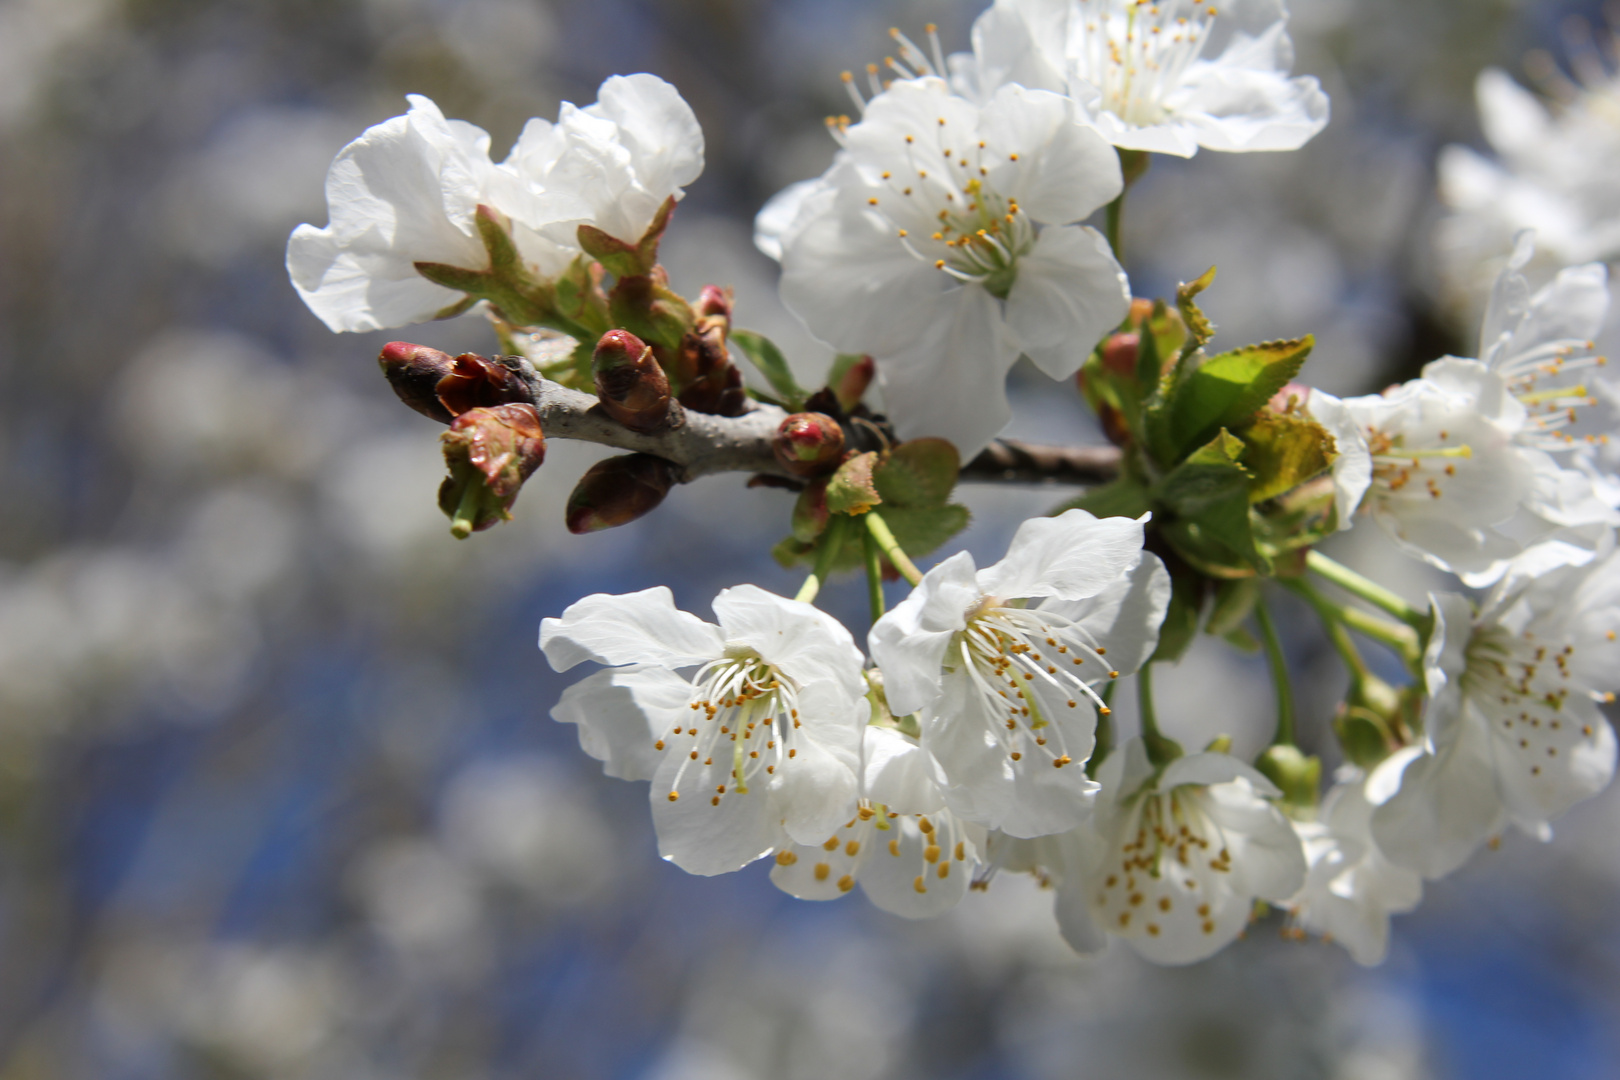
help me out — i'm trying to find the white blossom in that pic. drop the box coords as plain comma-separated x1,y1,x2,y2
1060,739,1307,965
1437,68,1620,304
762,76,1129,457
540,585,866,877
288,75,703,334
951,0,1329,158
1285,761,1422,966
770,726,986,918
1371,552,1620,879
869,509,1168,838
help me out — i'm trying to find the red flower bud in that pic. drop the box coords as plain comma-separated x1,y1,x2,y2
379,342,457,423
593,329,672,432
565,454,676,534
1099,332,1139,377
774,413,846,477
437,404,546,538
834,355,876,412
435,352,529,418
696,285,733,321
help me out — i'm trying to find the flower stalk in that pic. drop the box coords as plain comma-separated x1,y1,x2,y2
863,510,923,586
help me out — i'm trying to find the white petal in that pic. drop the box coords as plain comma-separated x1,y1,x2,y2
1005,225,1132,380
862,726,947,814
753,178,821,261
1306,390,1372,530
981,85,1122,221
651,746,783,876
770,734,860,847
1160,753,1280,797
710,585,864,702
1036,553,1171,678
551,665,689,781
975,508,1147,602
1202,780,1306,902
539,586,724,671
1370,715,1506,879
875,285,1022,458
870,550,981,717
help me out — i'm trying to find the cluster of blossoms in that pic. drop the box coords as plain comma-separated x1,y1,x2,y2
287,0,1620,969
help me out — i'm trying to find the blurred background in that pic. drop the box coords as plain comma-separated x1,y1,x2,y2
2,0,1620,1076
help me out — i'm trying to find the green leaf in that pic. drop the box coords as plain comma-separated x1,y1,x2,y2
731,330,809,410
1240,410,1335,503
879,503,971,559
826,452,882,516
1160,337,1314,460
1176,267,1218,354
1156,430,1267,572
1205,578,1261,638
874,439,960,508
1152,572,1205,663
1054,476,1153,520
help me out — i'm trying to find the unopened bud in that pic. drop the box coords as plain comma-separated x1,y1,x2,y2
835,355,875,412
1267,381,1311,415
379,342,457,423
593,329,672,432
435,352,529,418
1255,744,1322,809
696,285,733,321
1099,332,1139,377
565,453,675,533
1126,296,1154,327
774,413,846,477
438,404,545,538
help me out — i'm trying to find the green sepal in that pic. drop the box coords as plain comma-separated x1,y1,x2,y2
1333,708,1396,769
414,260,489,294
731,330,809,411
826,452,882,516
873,439,960,508
1255,744,1322,810
1175,266,1218,355
607,273,694,354
576,195,675,279
1239,404,1334,504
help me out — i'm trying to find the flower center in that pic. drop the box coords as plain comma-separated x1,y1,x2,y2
956,602,1118,768
1365,425,1475,503
1462,627,1609,779
1095,787,1230,939
1069,0,1218,126
1493,338,1609,450
660,652,803,805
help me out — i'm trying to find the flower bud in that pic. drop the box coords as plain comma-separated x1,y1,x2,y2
1099,331,1139,377
696,285,733,322
1255,744,1322,810
834,354,875,412
593,329,672,432
565,453,675,534
379,342,457,423
1267,381,1311,415
435,352,529,418
438,404,545,538
774,413,846,477
1125,296,1155,328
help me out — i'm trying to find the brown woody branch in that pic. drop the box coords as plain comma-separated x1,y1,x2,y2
490,353,1123,487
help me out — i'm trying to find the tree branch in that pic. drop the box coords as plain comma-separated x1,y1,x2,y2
477,354,1124,487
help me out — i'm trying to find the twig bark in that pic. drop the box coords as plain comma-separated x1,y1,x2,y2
489,354,1123,487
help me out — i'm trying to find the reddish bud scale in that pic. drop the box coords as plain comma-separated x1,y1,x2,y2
436,352,529,418
438,404,546,537
566,454,676,534
675,324,747,416
379,342,458,423
593,329,672,432
834,355,875,412
696,285,733,321
774,413,846,477
1100,332,1139,377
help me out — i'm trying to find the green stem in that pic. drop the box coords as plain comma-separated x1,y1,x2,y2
1103,149,1150,264
862,525,886,625
1281,577,1370,683
1252,597,1296,747
795,518,845,604
1283,576,1421,671
863,510,923,586
1105,195,1125,263
1305,550,1427,628
449,483,481,540
1137,663,1182,763
1088,680,1119,779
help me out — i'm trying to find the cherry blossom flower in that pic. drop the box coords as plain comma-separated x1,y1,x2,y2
1438,68,1620,304
762,77,1129,457
1061,739,1307,965
1285,761,1422,966
1371,551,1620,879
951,0,1330,157
288,75,703,334
769,727,986,918
869,509,1168,837
541,585,866,877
